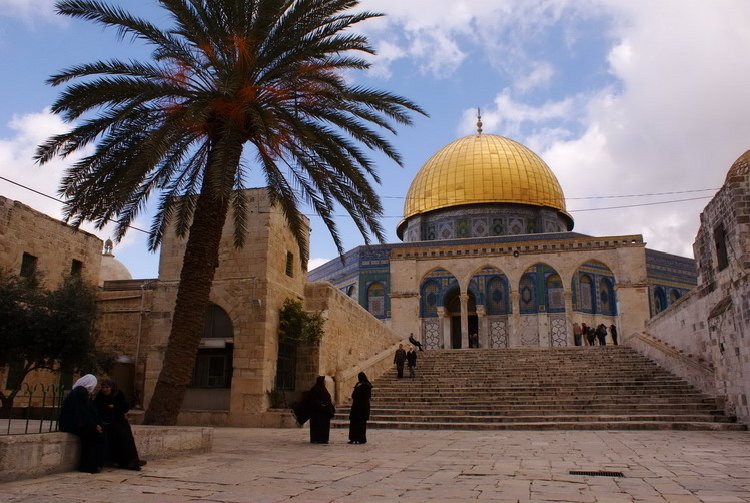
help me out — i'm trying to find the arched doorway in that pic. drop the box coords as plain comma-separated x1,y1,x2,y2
419,268,459,350
444,288,477,349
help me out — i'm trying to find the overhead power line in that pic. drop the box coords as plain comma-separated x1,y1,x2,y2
1,173,717,222
0,175,150,235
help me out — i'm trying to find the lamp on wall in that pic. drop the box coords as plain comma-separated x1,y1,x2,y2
253,299,262,309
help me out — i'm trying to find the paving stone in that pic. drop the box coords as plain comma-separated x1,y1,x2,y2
2,428,750,502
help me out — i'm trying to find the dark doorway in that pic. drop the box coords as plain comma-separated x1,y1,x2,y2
451,316,462,349
468,315,479,347
445,288,462,349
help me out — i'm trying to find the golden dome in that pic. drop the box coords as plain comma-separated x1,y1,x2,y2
403,134,569,220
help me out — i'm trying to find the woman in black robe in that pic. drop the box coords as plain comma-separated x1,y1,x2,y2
308,376,335,444
94,379,145,470
348,372,372,444
58,374,104,473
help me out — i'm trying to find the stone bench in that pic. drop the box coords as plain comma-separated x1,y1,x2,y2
0,425,213,482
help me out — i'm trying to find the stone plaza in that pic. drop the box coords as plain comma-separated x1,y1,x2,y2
2,427,750,502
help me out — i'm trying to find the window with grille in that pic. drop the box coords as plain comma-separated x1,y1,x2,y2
20,252,37,278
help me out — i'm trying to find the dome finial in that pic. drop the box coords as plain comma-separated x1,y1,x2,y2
103,238,114,256
476,108,483,136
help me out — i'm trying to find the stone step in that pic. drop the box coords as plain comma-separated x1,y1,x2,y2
336,413,737,424
345,404,722,415
352,347,743,431
331,420,746,431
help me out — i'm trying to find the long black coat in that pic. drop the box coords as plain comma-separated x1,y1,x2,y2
59,386,99,433
307,383,335,443
348,381,372,443
94,390,141,468
58,386,104,473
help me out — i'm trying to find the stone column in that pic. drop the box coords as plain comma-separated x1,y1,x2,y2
477,305,487,348
564,290,575,346
460,293,469,349
437,307,448,349
509,289,520,348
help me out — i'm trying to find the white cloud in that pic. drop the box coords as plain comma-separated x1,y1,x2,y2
366,0,750,258
307,257,330,271
0,0,58,22
514,62,555,94
0,109,148,259
458,89,576,140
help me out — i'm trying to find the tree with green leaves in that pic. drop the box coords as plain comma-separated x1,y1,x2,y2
0,274,100,415
36,0,426,424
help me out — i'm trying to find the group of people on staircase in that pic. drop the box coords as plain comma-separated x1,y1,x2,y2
573,322,618,347
393,342,419,379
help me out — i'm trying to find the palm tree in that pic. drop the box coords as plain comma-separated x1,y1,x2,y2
36,0,425,425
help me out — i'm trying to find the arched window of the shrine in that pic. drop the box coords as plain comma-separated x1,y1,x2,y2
653,287,667,314
598,277,616,316
577,274,594,311
519,273,537,314
545,273,565,312
486,276,509,315
366,281,386,318
420,279,441,318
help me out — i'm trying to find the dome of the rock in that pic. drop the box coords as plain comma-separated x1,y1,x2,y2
397,133,573,241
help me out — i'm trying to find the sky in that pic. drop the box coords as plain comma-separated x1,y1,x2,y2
1,0,750,279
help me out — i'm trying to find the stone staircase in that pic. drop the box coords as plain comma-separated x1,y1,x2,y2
332,346,745,430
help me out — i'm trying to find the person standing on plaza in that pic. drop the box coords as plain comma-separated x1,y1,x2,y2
406,346,418,378
307,376,335,444
94,379,146,471
573,322,583,346
348,372,372,444
610,324,619,345
58,374,104,474
394,343,407,378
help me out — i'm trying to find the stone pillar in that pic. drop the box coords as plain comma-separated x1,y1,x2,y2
509,289,520,347
477,305,487,348
564,290,575,346
460,293,469,349
437,307,448,349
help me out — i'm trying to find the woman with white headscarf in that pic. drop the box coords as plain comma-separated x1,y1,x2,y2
59,374,104,473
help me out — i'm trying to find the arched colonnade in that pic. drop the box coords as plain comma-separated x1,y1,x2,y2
417,260,618,349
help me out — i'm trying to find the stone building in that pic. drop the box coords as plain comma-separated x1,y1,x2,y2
97,188,400,426
0,195,102,288
1,190,401,425
0,195,104,391
310,131,697,348
642,150,750,423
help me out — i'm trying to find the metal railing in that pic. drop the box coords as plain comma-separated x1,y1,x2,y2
0,383,66,435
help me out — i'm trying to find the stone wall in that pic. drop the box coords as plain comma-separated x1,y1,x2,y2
0,195,102,289
303,282,404,403
0,426,212,482
644,150,750,423
0,196,103,395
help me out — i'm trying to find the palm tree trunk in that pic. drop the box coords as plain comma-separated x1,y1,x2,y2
144,146,240,425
